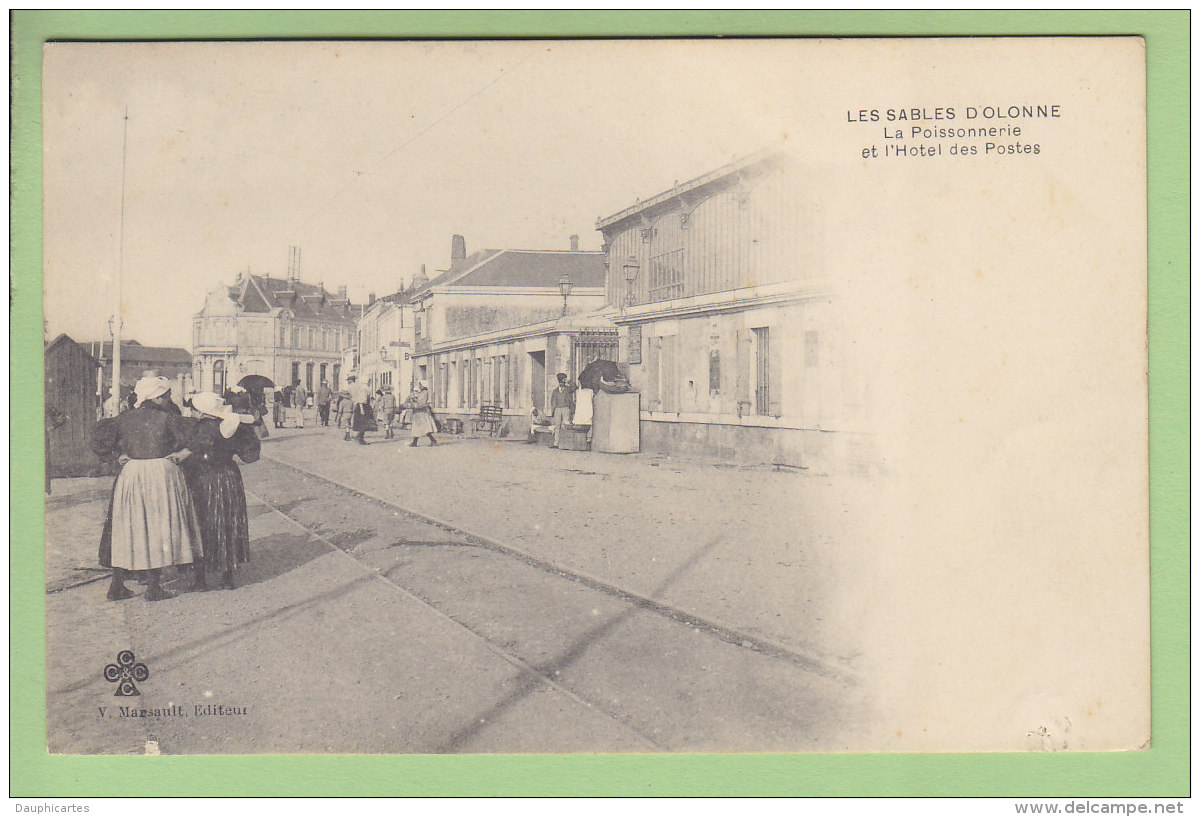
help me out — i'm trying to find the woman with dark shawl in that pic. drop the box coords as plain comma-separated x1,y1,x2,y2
181,391,259,591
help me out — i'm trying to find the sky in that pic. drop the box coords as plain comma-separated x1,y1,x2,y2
42,40,818,349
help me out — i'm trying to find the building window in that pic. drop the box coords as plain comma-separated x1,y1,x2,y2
291,327,300,348
291,361,300,387
648,214,686,302
332,364,341,391
753,327,771,416
571,331,619,379
709,348,721,393
306,362,314,392
212,360,225,393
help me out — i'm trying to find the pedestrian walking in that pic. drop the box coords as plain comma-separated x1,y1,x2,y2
345,374,373,445
271,388,284,428
316,380,333,426
549,373,575,448
334,389,351,429
377,386,397,439
91,376,204,602
405,380,438,447
181,392,259,591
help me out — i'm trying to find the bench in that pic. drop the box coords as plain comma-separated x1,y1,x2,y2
472,403,504,436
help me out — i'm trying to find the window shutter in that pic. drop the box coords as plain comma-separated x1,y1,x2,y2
647,337,660,410
661,335,676,412
734,329,751,408
769,327,783,417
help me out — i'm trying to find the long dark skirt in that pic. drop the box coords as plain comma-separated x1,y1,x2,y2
351,404,375,432
98,481,117,568
184,462,250,574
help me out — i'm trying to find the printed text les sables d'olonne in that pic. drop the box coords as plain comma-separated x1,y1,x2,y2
847,104,1062,159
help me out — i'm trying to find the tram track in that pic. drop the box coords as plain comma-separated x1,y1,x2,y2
244,482,666,752
260,452,857,686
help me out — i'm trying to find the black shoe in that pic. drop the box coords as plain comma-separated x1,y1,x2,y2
107,585,134,601
145,587,176,602
358,440,369,446
409,440,419,447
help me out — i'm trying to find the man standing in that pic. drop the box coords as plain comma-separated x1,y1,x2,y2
279,383,294,427
293,380,308,428
316,380,333,426
549,372,575,449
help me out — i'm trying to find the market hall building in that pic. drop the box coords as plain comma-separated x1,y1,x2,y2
597,148,870,473
408,235,611,436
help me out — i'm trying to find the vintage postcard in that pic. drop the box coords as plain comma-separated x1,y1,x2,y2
39,36,1147,758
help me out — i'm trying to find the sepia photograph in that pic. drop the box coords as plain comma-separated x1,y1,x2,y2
38,34,1151,761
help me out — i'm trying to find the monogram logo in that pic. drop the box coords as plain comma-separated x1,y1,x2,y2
103,650,150,696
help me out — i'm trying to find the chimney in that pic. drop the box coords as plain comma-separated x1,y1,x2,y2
368,291,376,306
411,264,430,290
451,234,466,264
337,285,348,300
570,234,579,252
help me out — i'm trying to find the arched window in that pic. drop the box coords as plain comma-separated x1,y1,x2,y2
212,360,226,393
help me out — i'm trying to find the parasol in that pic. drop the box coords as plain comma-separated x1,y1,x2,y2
237,374,275,393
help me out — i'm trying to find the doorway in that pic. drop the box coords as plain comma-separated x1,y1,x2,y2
528,350,546,413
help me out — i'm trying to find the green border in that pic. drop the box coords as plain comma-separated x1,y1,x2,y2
12,10,1188,797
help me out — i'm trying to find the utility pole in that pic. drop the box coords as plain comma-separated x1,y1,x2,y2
109,107,129,416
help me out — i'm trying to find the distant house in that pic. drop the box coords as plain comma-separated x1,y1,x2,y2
597,148,869,471
408,235,612,431
192,270,360,394
44,334,103,478
80,339,193,407
356,286,415,396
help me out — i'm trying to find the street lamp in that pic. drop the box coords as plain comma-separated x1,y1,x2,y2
558,272,573,316
622,256,641,309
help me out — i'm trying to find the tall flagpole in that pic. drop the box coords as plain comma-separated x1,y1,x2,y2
110,107,128,416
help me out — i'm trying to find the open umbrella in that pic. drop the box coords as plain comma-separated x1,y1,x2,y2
577,359,630,393
237,374,275,394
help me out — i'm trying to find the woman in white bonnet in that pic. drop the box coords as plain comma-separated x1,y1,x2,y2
180,392,258,590
91,376,202,601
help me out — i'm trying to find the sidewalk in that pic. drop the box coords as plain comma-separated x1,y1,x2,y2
258,423,874,665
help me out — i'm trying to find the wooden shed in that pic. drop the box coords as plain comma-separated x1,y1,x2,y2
44,334,104,479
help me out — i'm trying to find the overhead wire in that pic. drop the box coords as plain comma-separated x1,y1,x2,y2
300,48,541,235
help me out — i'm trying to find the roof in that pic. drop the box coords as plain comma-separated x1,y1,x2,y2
89,340,192,364
596,146,794,232
411,249,605,297
240,275,360,321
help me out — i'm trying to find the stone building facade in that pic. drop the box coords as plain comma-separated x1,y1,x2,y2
192,271,359,395
408,237,610,434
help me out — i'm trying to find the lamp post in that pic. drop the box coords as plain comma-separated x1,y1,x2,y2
558,272,573,316
622,256,641,310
